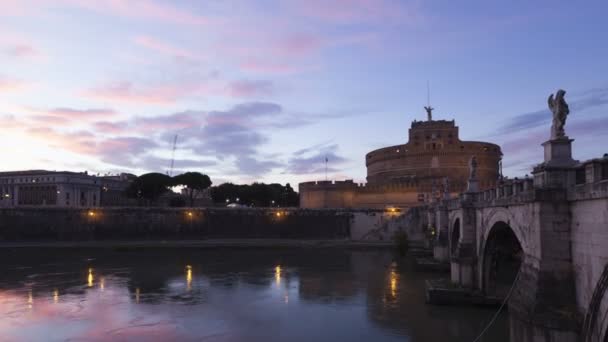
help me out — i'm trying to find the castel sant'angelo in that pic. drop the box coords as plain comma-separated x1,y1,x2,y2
299,107,503,209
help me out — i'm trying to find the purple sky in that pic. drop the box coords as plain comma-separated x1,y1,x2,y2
1,0,607,185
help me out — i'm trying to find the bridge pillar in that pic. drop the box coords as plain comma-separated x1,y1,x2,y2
450,203,477,287
433,204,449,262
508,188,581,342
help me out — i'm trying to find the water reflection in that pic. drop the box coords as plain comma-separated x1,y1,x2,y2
186,265,192,291
88,268,94,287
275,265,281,286
0,249,508,342
389,267,399,300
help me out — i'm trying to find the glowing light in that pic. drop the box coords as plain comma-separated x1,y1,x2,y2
187,211,193,217
186,265,192,291
88,211,95,217
53,289,59,303
135,288,140,303
88,268,94,287
276,212,282,217
389,269,399,299
275,265,282,286
100,277,105,291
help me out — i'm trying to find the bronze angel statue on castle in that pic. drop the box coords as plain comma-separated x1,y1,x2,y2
548,89,570,139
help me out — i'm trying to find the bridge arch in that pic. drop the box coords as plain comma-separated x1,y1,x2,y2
481,220,524,298
582,264,608,342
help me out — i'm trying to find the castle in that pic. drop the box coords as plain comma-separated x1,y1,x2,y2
299,108,502,209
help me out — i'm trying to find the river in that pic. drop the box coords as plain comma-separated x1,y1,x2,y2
0,248,508,341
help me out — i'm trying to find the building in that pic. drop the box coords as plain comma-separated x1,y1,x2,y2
299,108,502,209
0,170,135,208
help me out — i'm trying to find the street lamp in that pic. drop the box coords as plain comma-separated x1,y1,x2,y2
236,197,240,202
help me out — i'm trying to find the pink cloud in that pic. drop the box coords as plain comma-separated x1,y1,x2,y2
83,81,208,105
133,36,200,60
0,115,21,129
21,107,117,127
0,75,26,92
27,127,97,154
94,121,128,135
3,43,41,58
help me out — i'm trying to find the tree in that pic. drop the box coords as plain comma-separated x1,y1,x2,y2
126,173,172,206
173,172,212,207
210,182,299,207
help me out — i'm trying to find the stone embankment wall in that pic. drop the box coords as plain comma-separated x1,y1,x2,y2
0,208,422,242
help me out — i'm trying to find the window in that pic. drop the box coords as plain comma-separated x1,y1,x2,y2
602,163,608,180
575,168,585,185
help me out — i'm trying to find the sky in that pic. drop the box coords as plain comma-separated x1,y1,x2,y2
1,0,607,186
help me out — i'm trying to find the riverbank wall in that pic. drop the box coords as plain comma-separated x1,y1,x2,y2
0,207,426,242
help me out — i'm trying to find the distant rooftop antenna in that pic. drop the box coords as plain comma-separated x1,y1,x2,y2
168,134,178,176
424,80,434,121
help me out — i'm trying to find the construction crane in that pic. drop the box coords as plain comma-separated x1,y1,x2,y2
168,134,178,176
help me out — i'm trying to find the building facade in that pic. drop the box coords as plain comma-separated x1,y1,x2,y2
0,170,135,208
299,110,503,209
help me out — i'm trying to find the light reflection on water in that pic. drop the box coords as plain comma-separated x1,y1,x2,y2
0,249,508,342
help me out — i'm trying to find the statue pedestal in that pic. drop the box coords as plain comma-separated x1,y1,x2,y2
533,137,578,188
542,137,576,167
465,179,478,193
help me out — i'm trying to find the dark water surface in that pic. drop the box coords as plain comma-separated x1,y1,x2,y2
0,248,508,342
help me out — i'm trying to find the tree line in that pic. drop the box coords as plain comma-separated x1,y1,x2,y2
126,172,212,206
210,182,299,207
125,172,299,207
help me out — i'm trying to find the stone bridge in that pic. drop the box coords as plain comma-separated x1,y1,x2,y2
415,136,608,341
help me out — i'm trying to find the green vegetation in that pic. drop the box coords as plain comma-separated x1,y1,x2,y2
126,172,212,206
125,173,173,205
173,172,212,207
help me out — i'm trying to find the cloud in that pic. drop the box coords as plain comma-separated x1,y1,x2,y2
27,127,97,154
83,81,208,105
0,75,26,92
133,36,200,61
93,121,128,135
26,126,159,167
25,107,116,124
134,111,204,133
3,43,41,58
96,137,158,166
60,0,209,26
285,143,348,174
235,156,282,175
498,87,608,134
141,156,216,171
489,86,608,177
288,0,423,24
228,80,274,97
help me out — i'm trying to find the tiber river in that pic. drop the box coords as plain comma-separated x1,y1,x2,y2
0,248,508,342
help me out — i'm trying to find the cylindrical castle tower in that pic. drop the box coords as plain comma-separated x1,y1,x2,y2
365,118,502,193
